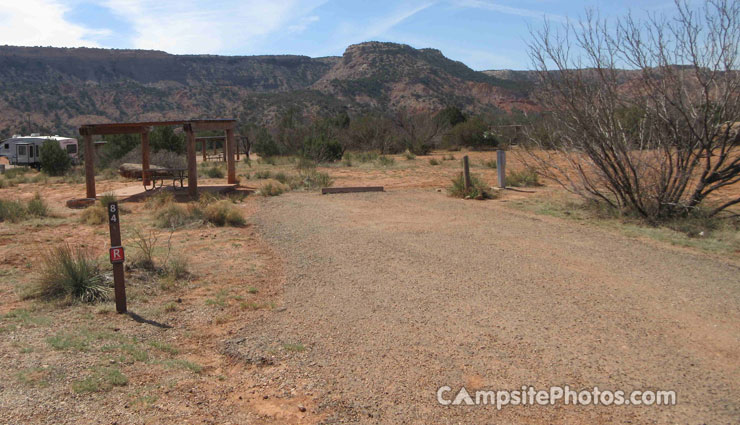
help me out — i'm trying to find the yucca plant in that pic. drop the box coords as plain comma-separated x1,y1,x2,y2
37,244,109,303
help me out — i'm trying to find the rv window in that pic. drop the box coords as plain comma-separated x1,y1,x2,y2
18,146,26,156
3,144,7,149
66,144,77,154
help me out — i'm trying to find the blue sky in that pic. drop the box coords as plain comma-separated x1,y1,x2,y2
0,0,681,70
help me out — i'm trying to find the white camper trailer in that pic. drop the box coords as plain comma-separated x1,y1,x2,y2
0,134,79,168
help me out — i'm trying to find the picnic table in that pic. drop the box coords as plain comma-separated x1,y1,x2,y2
143,168,188,191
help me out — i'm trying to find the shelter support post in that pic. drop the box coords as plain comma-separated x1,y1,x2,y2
186,126,198,197
141,130,151,186
84,134,96,199
226,128,236,184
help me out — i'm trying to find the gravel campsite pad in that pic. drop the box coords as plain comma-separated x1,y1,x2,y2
237,190,740,424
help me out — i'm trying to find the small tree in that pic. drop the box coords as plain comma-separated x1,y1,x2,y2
346,113,395,153
150,126,185,154
524,0,740,220
253,127,280,157
40,140,71,176
443,116,496,150
393,109,445,155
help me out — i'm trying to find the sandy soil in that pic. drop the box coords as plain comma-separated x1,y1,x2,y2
234,190,740,424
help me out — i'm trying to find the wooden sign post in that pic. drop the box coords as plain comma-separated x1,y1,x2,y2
497,150,506,189
107,202,127,314
462,155,472,191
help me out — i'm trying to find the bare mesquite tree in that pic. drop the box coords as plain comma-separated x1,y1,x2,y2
524,0,740,220
393,108,446,155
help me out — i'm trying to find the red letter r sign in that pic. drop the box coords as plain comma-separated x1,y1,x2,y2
110,246,125,264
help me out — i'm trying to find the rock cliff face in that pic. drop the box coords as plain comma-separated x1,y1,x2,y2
0,42,536,137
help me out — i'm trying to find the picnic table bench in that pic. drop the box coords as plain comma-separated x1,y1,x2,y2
204,153,225,162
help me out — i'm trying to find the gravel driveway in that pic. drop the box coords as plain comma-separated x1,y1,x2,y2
236,190,739,424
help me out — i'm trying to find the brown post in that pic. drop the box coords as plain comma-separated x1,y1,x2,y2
463,155,472,190
201,138,207,162
236,138,240,161
186,125,198,197
107,202,127,314
226,128,236,184
84,133,96,198
141,130,151,187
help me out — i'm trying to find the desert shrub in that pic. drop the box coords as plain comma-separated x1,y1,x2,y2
31,173,49,184
146,191,175,210
254,170,272,179
0,199,27,223
443,154,456,161
81,204,107,225
40,140,72,176
429,158,441,166
27,193,49,217
258,156,277,166
98,193,117,209
3,167,30,179
295,157,317,172
259,182,288,197
507,168,542,187
0,177,7,188
253,128,280,157
448,173,496,200
204,200,245,226
196,192,220,207
205,166,224,178
301,134,343,162
377,156,395,166
354,152,379,163
130,229,159,271
442,116,497,150
342,155,353,167
165,255,189,280
36,244,108,303
0,194,49,222
98,168,119,181
61,168,85,184
154,203,193,229
483,159,497,169
525,1,740,221
301,171,332,190
150,125,186,154
403,151,417,160
228,191,248,203
274,172,288,184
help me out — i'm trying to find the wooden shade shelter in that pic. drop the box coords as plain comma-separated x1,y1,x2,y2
79,119,237,198
196,136,240,162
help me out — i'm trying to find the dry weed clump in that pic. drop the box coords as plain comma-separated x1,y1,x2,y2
0,193,49,223
259,181,289,197
448,173,496,200
81,204,107,225
204,200,246,226
507,168,542,188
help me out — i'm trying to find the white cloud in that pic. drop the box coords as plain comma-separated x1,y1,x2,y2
288,15,319,33
0,0,99,47
456,0,565,22
321,1,436,55
102,0,327,54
